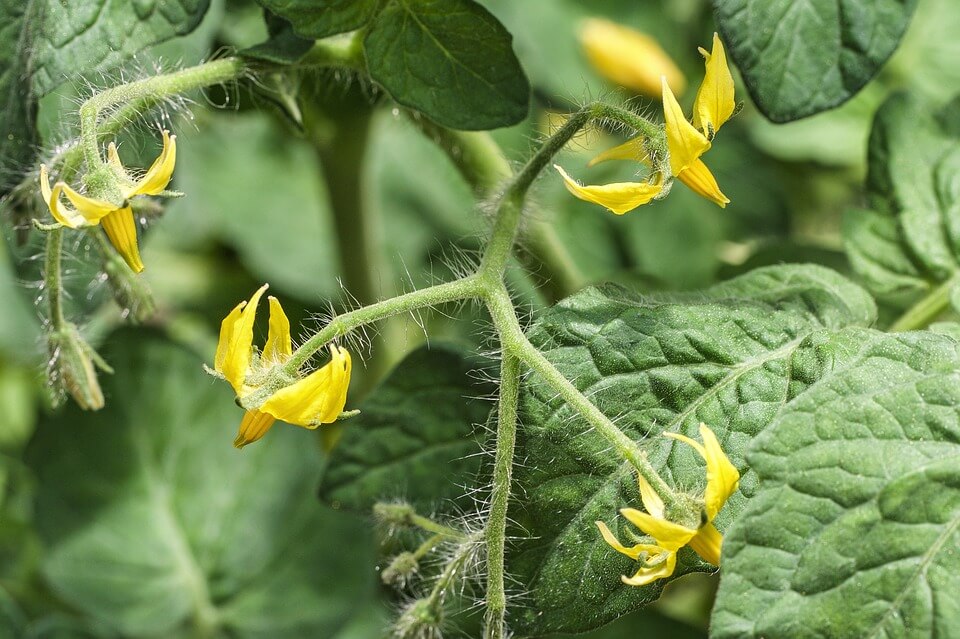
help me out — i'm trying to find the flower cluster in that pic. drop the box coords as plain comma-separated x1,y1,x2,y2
40,130,177,272
212,284,352,448
556,33,736,214
596,423,739,586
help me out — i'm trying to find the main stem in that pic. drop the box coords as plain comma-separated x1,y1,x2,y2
888,274,960,332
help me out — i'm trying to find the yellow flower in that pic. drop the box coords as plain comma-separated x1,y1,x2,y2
595,423,739,586
554,33,735,214
213,284,352,448
579,18,686,98
39,130,177,273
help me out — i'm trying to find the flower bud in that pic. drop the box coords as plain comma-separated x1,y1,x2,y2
47,323,112,410
382,551,420,586
392,598,443,639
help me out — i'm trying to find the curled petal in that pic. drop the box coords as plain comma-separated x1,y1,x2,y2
215,284,268,395
100,207,144,273
262,296,293,364
688,521,723,566
587,137,650,168
637,474,665,520
698,424,740,521
662,77,710,177
234,410,277,448
554,165,663,215
59,182,118,223
40,166,85,228
127,130,177,197
620,507,697,552
692,33,736,138
621,549,677,586
579,18,686,97
677,158,729,208
260,345,352,427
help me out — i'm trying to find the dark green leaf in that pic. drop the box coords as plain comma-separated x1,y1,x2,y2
713,0,917,122
26,330,375,638
509,265,876,635
0,2,40,196
364,0,530,130
843,93,960,310
255,0,379,39
713,329,960,638
241,11,314,64
320,343,493,512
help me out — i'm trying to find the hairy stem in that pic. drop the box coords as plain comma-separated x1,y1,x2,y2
888,275,960,332
44,228,66,328
283,276,485,374
484,352,520,638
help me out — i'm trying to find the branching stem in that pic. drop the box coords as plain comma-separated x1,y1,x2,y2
888,274,960,332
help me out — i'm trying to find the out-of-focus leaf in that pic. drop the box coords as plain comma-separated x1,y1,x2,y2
509,265,876,634
154,111,340,300
320,344,492,512
241,11,314,64
0,237,39,361
713,0,916,122
843,93,960,310
27,330,375,638
255,0,378,39
364,0,530,130
713,329,960,638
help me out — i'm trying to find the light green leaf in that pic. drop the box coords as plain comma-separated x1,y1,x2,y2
843,93,960,311
713,0,917,122
508,264,876,635
320,343,493,512
254,0,379,39
364,0,530,130
26,330,374,638
712,329,960,638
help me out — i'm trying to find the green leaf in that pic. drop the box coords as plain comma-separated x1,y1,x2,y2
713,0,917,122
26,330,375,638
320,343,493,512
255,0,379,39
508,264,876,635
364,0,530,130
241,11,314,64
0,0,210,195
712,328,960,638
843,93,960,310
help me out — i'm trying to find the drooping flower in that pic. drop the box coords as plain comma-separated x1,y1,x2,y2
39,130,177,272
595,423,740,586
213,284,352,448
579,17,686,98
555,33,735,214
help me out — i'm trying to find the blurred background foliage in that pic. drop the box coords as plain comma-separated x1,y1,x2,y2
1,0,958,636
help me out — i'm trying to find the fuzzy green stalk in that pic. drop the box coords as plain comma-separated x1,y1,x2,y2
44,228,66,328
483,352,520,639
888,275,960,332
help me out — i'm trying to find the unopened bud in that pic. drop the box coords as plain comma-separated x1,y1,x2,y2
47,323,112,410
382,551,420,587
373,502,416,527
102,251,155,322
392,598,443,639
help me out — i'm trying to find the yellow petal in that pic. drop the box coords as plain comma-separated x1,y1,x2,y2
699,424,740,521
260,345,352,427
621,549,677,586
215,284,269,395
554,165,663,215
106,142,124,172
587,137,650,168
688,521,723,566
100,208,144,273
692,33,736,138
677,157,729,208
637,473,665,520
59,182,118,223
596,521,656,560
234,409,277,448
579,18,686,97
662,77,710,176
620,507,697,552
40,166,83,228
127,130,177,197
262,296,293,364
